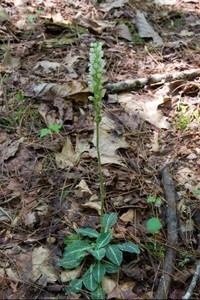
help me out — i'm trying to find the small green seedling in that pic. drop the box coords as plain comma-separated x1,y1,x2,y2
58,213,140,299
147,217,162,234
147,196,161,207
40,124,62,137
146,196,162,234
58,42,140,299
193,189,200,195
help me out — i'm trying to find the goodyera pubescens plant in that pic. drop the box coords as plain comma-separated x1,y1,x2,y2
88,41,106,227
58,42,140,300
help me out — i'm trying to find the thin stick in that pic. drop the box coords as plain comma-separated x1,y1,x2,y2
105,68,200,93
182,260,200,300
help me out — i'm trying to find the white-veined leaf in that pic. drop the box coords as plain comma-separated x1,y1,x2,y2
96,232,113,249
88,248,106,261
83,265,98,292
93,262,106,283
91,286,106,300
102,213,118,232
76,227,99,238
118,242,140,254
66,278,83,294
106,244,123,266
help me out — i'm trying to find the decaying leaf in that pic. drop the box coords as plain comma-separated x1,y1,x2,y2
107,281,137,299
60,267,81,283
120,209,135,223
55,137,89,169
99,0,128,12
75,179,92,198
89,115,129,166
31,81,89,101
115,23,133,41
118,93,171,129
102,276,117,294
31,246,58,285
135,10,163,46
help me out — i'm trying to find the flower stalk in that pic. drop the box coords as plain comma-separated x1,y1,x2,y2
88,42,105,229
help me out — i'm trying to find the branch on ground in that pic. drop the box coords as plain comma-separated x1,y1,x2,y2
155,166,178,299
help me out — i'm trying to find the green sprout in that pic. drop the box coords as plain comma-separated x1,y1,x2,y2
40,124,62,137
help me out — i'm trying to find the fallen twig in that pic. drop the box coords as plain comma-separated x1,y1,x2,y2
155,166,178,299
182,260,200,300
105,68,200,93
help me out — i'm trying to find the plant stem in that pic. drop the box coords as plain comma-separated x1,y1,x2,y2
95,117,105,231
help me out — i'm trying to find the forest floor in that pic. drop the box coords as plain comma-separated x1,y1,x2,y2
0,0,200,299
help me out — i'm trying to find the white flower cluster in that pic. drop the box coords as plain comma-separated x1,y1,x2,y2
88,42,105,102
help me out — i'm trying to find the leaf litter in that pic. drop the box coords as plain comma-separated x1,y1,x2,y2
0,0,200,299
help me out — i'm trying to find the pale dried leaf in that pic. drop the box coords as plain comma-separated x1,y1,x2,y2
102,276,117,294
75,179,92,198
60,267,81,283
135,11,163,46
118,93,170,129
120,209,134,223
115,24,132,41
31,246,58,285
99,0,128,12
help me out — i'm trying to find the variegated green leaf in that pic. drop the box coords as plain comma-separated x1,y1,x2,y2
83,265,98,292
102,213,118,232
64,240,91,256
93,262,106,283
91,286,106,300
57,253,85,269
106,244,123,266
66,278,83,294
88,248,106,261
118,242,140,254
76,228,99,238
96,232,112,249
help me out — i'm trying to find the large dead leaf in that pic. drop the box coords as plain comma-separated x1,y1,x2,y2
30,81,89,101
31,246,58,285
135,10,163,47
55,137,89,169
99,0,128,12
89,115,129,166
118,93,171,129
107,281,137,299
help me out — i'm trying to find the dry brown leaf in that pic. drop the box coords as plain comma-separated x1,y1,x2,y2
75,179,92,198
60,267,81,283
31,246,58,285
120,209,135,223
118,93,171,129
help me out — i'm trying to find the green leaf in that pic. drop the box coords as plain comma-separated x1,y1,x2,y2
64,240,91,256
118,242,140,254
40,128,52,137
193,189,200,195
76,228,99,238
102,213,118,232
91,286,106,300
57,253,84,269
49,123,62,133
63,234,81,245
104,262,119,274
66,278,82,294
93,262,106,283
83,265,98,292
96,232,113,249
147,217,162,234
106,245,123,266
88,248,106,261
147,196,156,203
